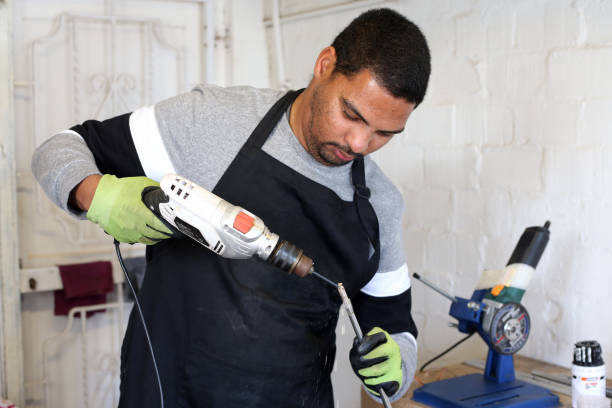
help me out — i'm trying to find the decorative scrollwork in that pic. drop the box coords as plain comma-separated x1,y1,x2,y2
116,73,136,95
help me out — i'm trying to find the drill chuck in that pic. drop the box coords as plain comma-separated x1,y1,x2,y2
268,240,314,278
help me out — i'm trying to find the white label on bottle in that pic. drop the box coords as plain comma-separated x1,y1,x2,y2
572,364,606,408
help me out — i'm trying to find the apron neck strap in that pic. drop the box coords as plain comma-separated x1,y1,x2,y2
246,89,382,269
351,157,370,200
246,89,303,149
351,157,381,265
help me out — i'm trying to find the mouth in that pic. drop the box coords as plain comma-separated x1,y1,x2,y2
331,146,355,162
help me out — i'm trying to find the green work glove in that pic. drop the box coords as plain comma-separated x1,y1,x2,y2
87,175,172,245
349,327,403,397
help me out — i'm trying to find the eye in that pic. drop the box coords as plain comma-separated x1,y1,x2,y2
343,110,359,121
377,131,394,138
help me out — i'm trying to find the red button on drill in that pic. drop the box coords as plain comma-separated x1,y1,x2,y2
233,211,255,234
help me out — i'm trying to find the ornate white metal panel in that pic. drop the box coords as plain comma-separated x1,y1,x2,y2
15,1,207,267
12,1,213,407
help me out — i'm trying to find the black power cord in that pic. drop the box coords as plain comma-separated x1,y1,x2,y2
419,332,475,372
114,240,164,408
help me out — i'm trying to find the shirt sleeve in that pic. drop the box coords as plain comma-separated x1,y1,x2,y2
70,112,146,177
352,162,419,400
31,130,102,218
353,278,418,338
353,163,418,338
31,103,180,217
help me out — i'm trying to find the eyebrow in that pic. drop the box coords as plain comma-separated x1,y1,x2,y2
341,97,405,134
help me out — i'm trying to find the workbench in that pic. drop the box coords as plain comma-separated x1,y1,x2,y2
362,355,612,407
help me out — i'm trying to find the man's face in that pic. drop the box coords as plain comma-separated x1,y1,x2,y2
302,69,415,166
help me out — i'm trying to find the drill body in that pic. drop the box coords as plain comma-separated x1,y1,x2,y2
142,174,314,277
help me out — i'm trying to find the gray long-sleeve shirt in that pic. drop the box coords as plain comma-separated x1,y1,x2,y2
32,84,418,401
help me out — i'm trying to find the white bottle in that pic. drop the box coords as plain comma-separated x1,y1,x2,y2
572,340,606,408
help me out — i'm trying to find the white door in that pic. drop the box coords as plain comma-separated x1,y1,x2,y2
13,1,212,406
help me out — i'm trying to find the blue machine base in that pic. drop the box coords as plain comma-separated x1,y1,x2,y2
412,373,559,407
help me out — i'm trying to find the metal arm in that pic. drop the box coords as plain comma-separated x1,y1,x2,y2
412,273,457,302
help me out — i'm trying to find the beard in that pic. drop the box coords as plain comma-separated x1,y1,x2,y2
304,86,362,166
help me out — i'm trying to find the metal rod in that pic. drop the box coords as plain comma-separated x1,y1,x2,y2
338,283,362,340
379,385,392,407
204,0,215,84
271,0,288,88
338,283,392,408
531,370,570,386
310,270,338,288
412,273,457,302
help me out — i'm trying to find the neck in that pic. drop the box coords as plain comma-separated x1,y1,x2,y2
288,88,310,151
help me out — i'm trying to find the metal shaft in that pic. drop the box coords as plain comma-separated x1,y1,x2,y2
310,270,338,288
412,273,457,302
338,283,362,340
338,283,392,408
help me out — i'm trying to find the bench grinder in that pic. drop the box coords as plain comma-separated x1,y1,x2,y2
412,221,560,407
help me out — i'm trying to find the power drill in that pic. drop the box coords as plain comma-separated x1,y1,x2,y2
141,174,317,279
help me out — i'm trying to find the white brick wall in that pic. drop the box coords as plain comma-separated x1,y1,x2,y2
272,0,612,393
375,0,612,375
579,99,612,144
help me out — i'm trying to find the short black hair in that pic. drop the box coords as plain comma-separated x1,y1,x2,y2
332,8,431,106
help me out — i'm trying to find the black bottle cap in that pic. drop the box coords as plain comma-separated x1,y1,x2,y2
573,340,605,366
507,221,551,268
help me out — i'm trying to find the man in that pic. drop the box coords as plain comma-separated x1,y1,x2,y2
32,8,430,407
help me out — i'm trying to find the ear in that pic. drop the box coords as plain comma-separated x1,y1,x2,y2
313,46,337,80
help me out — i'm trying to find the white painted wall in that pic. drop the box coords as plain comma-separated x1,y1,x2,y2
10,0,612,406
230,0,269,88
270,0,612,383
392,0,612,377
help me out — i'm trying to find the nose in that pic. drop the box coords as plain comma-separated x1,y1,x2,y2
345,128,371,155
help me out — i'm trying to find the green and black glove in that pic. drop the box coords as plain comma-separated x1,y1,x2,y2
87,175,172,245
350,327,403,397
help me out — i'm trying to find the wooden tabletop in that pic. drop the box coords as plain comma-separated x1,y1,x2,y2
362,355,611,407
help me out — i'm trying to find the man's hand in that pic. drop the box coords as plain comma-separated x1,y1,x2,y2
86,175,172,245
350,327,402,397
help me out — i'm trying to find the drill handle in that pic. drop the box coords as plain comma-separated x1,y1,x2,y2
141,186,182,238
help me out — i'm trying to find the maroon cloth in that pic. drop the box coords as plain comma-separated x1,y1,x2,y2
54,261,114,318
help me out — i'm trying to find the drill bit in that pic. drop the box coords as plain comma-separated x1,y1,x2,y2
310,269,338,288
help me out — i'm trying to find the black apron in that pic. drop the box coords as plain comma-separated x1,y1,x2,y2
119,90,381,407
